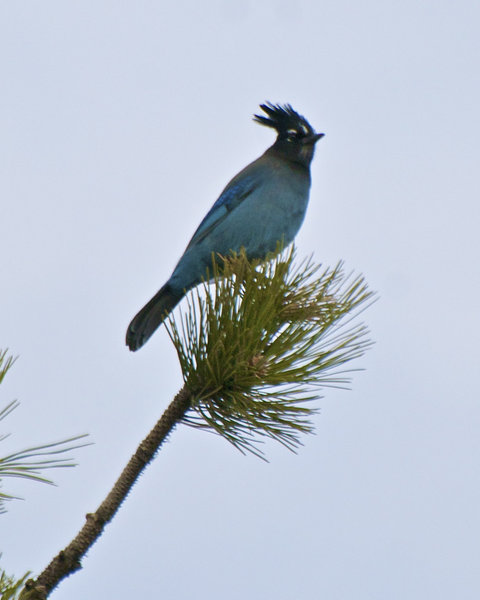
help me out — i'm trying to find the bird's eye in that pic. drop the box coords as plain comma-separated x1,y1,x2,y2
286,129,298,142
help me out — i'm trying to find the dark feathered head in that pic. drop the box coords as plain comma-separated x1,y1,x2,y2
254,102,323,167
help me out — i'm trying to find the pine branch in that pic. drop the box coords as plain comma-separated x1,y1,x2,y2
19,386,191,600
0,353,89,514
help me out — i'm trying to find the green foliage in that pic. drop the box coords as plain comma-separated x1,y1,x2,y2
166,247,374,458
0,351,16,386
0,350,90,513
0,570,30,600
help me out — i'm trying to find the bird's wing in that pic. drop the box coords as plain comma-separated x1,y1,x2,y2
185,175,259,250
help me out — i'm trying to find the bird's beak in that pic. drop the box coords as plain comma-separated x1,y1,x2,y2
312,132,325,143
303,132,325,145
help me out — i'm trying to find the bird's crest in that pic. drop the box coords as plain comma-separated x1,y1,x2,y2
253,102,315,141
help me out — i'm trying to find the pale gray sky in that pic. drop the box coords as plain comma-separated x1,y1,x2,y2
1,1,479,599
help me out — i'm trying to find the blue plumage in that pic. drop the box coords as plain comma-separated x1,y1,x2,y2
126,102,323,351
185,176,258,250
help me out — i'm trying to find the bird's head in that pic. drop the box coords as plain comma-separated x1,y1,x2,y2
254,102,324,168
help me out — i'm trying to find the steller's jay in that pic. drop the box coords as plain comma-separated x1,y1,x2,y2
126,102,323,351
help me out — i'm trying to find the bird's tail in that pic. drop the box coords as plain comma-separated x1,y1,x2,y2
126,283,181,351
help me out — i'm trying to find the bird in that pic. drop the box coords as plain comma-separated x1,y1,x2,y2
126,102,323,351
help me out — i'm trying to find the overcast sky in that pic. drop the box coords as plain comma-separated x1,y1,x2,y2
1,1,479,599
